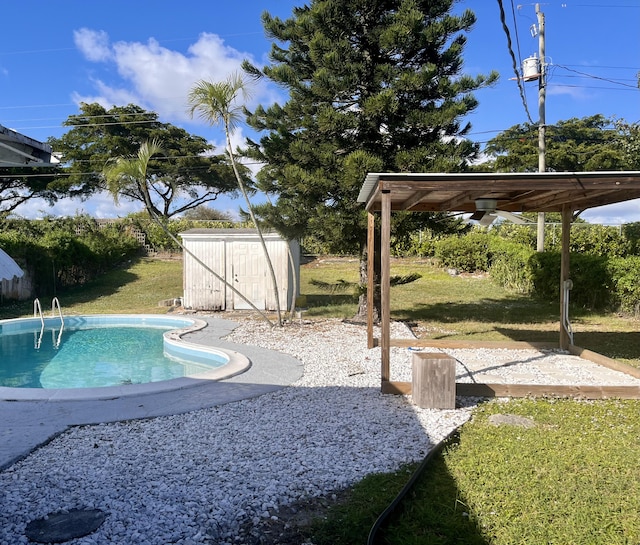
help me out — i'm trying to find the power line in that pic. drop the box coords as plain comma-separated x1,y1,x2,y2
509,0,525,71
496,0,535,123
552,64,639,88
567,3,640,7
560,63,639,71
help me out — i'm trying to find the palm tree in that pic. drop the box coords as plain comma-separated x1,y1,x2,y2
103,138,274,325
103,139,163,217
188,72,283,325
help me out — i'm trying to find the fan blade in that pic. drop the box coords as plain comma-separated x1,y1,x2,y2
469,210,485,221
496,211,529,224
479,213,496,227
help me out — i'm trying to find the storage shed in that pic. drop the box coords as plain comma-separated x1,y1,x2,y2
179,229,299,311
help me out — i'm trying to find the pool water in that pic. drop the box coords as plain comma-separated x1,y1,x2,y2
0,325,221,389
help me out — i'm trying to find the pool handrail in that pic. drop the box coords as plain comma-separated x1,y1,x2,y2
50,297,64,348
33,298,45,349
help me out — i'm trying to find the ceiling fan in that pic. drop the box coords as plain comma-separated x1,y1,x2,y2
469,198,530,227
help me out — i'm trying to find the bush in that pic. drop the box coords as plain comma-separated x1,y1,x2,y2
542,223,629,256
528,252,612,310
127,216,243,251
0,217,139,297
491,223,537,249
391,230,438,257
488,238,534,294
608,256,640,315
434,232,489,272
622,222,640,256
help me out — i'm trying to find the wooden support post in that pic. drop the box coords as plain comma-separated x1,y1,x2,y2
412,353,456,409
367,211,375,349
560,204,572,349
380,190,391,384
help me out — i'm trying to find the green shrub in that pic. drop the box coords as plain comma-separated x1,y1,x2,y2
434,232,490,272
528,252,612,310
622,222,640,256
568,224,628,256
391,230,438,257
128,217,243,251
0,217,139,297
488,238,535,293
608,256,640,315
491,223,537,249
543,223,629,256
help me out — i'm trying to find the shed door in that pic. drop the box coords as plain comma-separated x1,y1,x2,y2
232,241,265,310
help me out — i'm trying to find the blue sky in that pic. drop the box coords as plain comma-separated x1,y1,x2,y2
2,1,639,223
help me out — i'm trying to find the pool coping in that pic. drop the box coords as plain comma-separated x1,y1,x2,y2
0,316,304,470
0,314,252,401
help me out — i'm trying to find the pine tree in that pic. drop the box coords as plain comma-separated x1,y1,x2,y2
244,0,497,317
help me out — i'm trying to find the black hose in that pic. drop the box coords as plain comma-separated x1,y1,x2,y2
366,427,460,545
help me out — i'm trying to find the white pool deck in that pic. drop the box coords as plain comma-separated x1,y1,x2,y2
0,318,303,470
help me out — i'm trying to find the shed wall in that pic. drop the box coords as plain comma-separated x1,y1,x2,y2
182,238,226,310
180,230,299,312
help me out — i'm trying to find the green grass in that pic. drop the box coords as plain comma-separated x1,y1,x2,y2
301,256,640,366
0,257,183,319
313,398,640,545
299,257,640,545
3,255,640,544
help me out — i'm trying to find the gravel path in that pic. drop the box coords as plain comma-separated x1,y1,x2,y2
0,319,472,545
2,318,638,544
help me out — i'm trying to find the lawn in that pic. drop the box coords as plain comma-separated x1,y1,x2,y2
300,257,640,545
3,255,640,544
301,256,640,367
0,257,183,320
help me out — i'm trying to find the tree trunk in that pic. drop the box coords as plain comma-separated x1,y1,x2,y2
225,127,283,326
355,242,380,322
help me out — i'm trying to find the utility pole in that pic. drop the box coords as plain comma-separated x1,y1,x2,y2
536,3,546,252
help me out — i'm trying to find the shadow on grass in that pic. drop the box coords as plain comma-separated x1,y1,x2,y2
312,435,489,545
493,327,640,362
58,266,140,307
0,263,140,320
394,297,562,325
304,293,359,308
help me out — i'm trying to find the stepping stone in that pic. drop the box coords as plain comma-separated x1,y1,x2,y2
25,508,106,543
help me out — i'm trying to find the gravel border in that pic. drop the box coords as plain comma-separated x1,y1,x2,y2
1,318,638,544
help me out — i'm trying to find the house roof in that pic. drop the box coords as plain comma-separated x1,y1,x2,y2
357,171,640,214
0,125,53,167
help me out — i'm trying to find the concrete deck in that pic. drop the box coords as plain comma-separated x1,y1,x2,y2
0,318,303,470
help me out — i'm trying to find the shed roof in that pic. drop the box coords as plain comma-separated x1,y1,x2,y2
178,228,284,239
357,171,640,214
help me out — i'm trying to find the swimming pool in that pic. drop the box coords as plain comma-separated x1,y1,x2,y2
0,315,251,401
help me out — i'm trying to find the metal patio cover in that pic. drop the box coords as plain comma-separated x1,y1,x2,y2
358,170,640,392
358,171,640,214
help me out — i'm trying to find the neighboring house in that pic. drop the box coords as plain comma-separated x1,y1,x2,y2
180,229,299,312
0,124,54,166
0,126,53,301
0,248,30,301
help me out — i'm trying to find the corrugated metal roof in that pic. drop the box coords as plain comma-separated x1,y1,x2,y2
358,171,640,214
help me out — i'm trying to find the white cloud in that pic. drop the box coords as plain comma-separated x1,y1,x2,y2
547,84,589,100
74,28,112,62
72,31,278,125
12,192,143,220
72,80,142,110
581,200,640,225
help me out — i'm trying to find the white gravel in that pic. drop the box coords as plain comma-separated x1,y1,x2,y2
1,318,638,544
0,319,472,545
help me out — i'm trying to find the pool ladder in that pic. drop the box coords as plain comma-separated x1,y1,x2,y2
33,297,65,349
